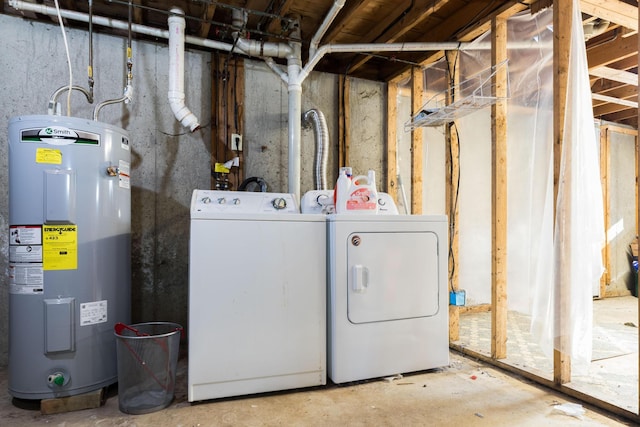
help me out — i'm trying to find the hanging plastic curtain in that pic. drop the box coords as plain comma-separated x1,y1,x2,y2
531,0,605,374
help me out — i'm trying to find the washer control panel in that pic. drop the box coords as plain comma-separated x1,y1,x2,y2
191,190,299,216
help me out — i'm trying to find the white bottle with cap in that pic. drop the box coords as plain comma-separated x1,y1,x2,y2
337,169,378,214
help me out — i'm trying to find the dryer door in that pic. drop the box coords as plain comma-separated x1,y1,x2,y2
346,231,440,324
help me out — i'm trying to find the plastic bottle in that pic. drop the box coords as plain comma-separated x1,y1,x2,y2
339,169,379,214
334,167,352,208
334,169,351,213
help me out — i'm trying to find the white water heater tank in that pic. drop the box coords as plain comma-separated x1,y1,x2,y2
8,115,131,399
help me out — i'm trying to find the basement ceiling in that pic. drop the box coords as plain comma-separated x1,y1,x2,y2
3,0,639,128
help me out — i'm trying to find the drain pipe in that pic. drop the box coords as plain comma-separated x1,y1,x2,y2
168,7,200,132
286,22,304,201
309,0,345,59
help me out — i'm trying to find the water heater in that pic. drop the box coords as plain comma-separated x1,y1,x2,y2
8,115,131,399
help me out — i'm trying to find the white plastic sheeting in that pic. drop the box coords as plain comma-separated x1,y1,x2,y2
420,3,603,373
531,0,605,373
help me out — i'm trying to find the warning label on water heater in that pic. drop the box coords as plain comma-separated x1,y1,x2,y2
9,225,44,294
43,225,78,270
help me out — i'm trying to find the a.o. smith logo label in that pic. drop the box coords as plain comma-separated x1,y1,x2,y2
21,126,100,146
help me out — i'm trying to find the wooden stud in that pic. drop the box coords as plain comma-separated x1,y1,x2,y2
600,126,610,298
211,55,245,190
387,82,398,199
553,0,572,385
338,75,351,168
491,16,508,360
411,66,424,214
446,50,460,342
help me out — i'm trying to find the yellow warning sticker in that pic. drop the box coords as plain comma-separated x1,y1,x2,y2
36,148,62,165
43,225,78,270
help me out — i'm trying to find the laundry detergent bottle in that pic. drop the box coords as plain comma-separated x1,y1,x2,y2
336,169,379,214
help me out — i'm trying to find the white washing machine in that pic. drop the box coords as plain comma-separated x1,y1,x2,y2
327,213,449,384
188,190,326,402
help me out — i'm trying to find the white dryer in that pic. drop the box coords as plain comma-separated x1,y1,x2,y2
326,213,449,384
188,190,326,401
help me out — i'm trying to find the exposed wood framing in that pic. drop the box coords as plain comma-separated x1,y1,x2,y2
600,126,611,298
198,4,217,38
599,124,639,299
211,53,245,190
491,16,508,360
552,0,572,385
581,0,638,31
446,50,460,342
411,67,424,214
338,75,351,168
387,82,399,200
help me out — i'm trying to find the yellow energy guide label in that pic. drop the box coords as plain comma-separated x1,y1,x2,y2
43,225,78,270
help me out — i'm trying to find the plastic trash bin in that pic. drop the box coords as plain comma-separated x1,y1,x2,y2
114,322,182,414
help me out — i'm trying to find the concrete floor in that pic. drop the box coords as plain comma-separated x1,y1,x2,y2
458,295,639,413
0,351,633,426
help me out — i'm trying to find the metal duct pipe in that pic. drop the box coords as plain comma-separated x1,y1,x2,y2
303,109,329,191
168,7,200,132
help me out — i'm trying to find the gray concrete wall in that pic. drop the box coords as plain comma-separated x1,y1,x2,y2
243,60,386,194
0,14,211,367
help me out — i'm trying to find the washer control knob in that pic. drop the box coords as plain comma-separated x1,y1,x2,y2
232,198,241,205
201,196,211,204
217,197,226,204
272,197,287,210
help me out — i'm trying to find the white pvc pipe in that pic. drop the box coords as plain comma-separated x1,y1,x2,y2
287,40,303,201
309,0,346,59
231,9,292,59
168,7,200,132
9,1,236,55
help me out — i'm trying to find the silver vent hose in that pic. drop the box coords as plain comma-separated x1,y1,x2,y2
303,109,329,190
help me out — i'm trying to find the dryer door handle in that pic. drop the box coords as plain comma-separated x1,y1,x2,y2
352,264,369,293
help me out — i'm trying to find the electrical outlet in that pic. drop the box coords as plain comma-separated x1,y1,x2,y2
231,133,242,151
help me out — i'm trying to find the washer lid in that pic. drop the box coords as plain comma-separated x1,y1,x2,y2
347,231,440,324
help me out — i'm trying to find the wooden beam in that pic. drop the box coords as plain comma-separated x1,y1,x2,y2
592,93,638,108
346,0,453,74
491,16,508,360
587,33,638,69
411,67,424,214
553,0,572,385
580,0,638,31
590,66,638,86
198,4,217,39
446,50,460,343
387,82,399,200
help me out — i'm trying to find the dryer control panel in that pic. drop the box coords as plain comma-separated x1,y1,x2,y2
191,190,299,217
